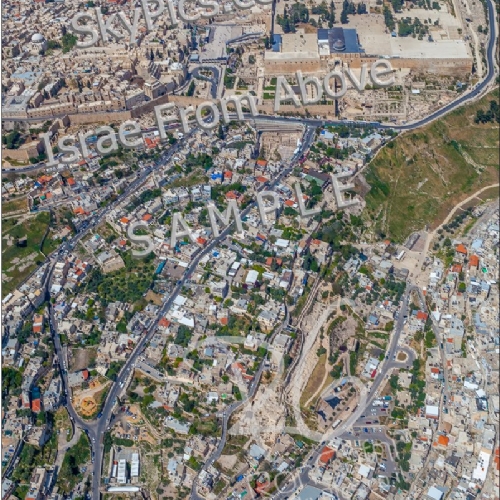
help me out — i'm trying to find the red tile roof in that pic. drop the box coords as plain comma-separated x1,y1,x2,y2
319,446,335,464
469,255,480,268
255,481,271,494
455,244,467,255
159,318,171,328
416,311,428,321
438,435,449,446
31,399,41,412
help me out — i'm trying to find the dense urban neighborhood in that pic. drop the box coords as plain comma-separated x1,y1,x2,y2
1,0,499,498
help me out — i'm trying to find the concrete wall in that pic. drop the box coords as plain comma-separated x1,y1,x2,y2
2,142,42,161
130,94,170,118
257,103,336,117
265,53,472,77
68,111,132,125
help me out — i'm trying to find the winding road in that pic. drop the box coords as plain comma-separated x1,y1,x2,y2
273,284,420,499
2,0,497,496
44,125,315,499
3,0,498,175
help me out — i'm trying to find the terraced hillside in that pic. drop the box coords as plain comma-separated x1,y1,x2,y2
365,88,499,242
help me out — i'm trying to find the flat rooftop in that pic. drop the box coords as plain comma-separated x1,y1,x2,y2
346,11,469,58
281,32,319,53
389,37,471,59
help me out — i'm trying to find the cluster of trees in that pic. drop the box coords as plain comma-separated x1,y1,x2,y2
232,385,242,401
174,325,193,347
330,362,344,379
2,368,23,411
224,68,236,89
398,17,430,37
179,392,197,412
61,33,78,53
186,81,195,97
390,0,404,11
396,439,412,472
475,100,500,124
106,361,125,381
312,1,336,26
383,6,396,31
276,3,309,33
379,276,406,303
288,2,310,23
139,188,161,204
84,253,155,306
340,0,362,24
2,130,24,149
186,349,213,371
185,152,213,171
57,433,90,494
302,249,320,273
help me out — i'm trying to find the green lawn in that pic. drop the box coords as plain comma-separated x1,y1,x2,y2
365,88,499,242
2,197,28,214
84,251,156,306
1,212,52,297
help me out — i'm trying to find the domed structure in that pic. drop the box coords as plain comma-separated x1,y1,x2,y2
31,33,45,43
332,38,346,51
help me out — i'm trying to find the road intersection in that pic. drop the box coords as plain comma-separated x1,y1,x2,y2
5,0,497,494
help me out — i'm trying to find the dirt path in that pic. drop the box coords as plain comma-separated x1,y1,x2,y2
55,426,81,469
415,183,499,281
286,301,337,438
304,357,331,409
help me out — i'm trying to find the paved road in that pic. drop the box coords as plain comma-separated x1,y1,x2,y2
413,287,451,398
189,131,317,499
43,133,195,497
273,284,418,499
3,0,497,175
94,126,312,498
